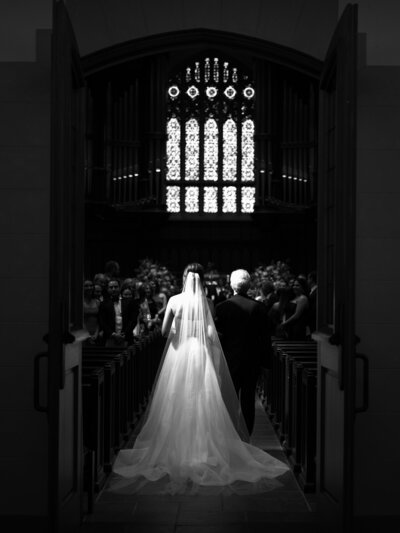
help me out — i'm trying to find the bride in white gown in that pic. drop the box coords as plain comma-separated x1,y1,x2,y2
108,263,289,495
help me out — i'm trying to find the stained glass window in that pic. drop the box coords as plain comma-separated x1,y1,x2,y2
166,186,180,212
185,186,199,212
223,186,237,213
241,186,256,213
223,119,237,182
166,118,180,181
204,119,218,181
166,56,255,214
204,186,218,213
185,119,199,181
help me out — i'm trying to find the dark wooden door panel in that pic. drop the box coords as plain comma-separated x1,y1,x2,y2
315,4,358,531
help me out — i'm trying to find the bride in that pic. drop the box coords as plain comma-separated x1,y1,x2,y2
108,262,289,495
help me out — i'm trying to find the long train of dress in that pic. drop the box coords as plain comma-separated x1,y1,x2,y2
108,336,289,495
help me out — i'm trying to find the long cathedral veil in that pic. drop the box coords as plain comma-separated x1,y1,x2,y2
108,271,289,495
154,271,250,441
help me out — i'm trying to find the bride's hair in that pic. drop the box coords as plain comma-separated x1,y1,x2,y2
182,262,204,284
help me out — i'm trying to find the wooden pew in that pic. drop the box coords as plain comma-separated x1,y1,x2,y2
82,367,106,492
266,340,315,421
298,367,317,491
82,349,126,450
81,327,166,507
82,357,116,471
270,341,317,440
265,340,318,493
282,350,317,455
288,358,317,475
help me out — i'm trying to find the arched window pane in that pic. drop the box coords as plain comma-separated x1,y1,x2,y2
204,186,218,213
185,186,199,212
166,186,180,212
241,186,255,213
166,57,255,214
204,119,218,181
222,186,237,213
185,119,199,181
241,119,255,182
223,119,237,181
166,117,181,181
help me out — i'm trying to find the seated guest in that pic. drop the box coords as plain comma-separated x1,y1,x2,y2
278,277,309,341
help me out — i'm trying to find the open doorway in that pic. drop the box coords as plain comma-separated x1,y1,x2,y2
48,4,358,531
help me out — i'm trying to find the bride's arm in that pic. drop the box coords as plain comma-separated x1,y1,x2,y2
161,297,175,337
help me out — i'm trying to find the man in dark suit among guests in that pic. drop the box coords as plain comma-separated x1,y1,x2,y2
99,278,139,347
215,269,272,435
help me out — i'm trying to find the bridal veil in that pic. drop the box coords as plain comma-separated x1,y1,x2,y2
108,272,289,495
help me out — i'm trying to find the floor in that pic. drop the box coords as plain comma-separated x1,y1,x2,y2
80,398,319,533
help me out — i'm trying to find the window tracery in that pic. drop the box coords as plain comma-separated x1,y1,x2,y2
166,56,255,214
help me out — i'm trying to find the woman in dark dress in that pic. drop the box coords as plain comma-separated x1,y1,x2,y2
278,277,309,340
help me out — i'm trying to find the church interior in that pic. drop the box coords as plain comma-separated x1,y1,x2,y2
1,1,400,532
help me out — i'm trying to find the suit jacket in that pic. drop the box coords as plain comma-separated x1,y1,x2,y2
98,297,140,345
215,294,272,376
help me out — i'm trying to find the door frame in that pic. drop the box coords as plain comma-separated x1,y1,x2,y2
314,3,358,531
48,1,87,531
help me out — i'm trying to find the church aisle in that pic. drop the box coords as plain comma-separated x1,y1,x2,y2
80,396,319,532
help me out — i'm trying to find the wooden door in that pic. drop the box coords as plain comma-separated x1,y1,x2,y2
48,1,87,531
314,4,358,532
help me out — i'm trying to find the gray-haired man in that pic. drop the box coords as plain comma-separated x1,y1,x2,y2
215,269,272,435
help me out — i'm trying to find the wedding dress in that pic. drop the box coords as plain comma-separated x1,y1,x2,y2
108,272,289,495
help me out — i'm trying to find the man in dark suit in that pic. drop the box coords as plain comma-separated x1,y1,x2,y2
98,278,139,346
215,269,272,435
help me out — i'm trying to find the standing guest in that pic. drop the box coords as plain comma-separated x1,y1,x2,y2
93,283,104,302
93,273,108,301
121,277,136,293
215,269,272,435
307,270,318,336
105,260,121,282
137,283,159,333
98,278,126,346
278,277,309,341
214,277,228,304
152,280,168,321
83,279,101,344
268,285,293,338
120,286,140,346
256,280,277,313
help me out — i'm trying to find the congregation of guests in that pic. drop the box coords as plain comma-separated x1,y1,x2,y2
83,259,178,346
82,257,317,347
